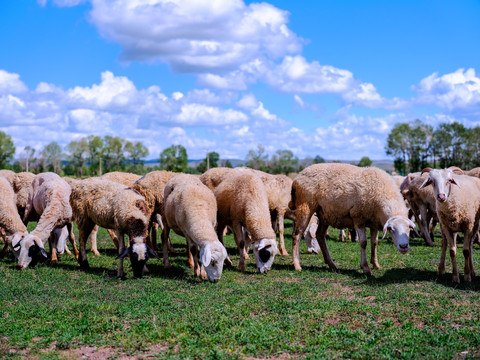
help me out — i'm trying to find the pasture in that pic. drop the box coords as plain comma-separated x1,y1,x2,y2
1,223,480,359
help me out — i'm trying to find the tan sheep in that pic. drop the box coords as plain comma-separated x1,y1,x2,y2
17,172,79,268
420,167,480,282
0,176,29,261
87,171,143,255
214,168,277,273
132,170,177,251
69,177,156,278
466,167,480,178
289,163,416,274
161,174,228,282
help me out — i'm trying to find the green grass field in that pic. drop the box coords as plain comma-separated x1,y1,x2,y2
1,222,480,359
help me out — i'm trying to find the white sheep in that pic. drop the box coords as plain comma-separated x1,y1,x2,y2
17,172,78,269
0,176,29,261
289,163,417,274
420,167,480,282
161,174,228,282
213,168,277,273
69,177,156,278
467,167,480,178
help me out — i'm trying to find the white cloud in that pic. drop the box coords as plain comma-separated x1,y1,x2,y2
0,70,28,95
173,103,248,126
84,0,301,74
415,68,480,112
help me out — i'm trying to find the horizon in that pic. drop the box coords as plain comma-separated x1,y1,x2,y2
1,1,479,161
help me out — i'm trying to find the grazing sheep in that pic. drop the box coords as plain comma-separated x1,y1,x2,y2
0,176,29,260
467,167,480,178
420,167,480,282
69,177,156,278
161,174,228,282
289,163,416,273
132,170,177,251
87,172,143,255
17,172,78,269
214,168,277,273
400,172,437,246
199,167,232,192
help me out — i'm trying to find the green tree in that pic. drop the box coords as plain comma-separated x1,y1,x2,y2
245,144,268,171
103,136,126,172
159,145,188,172
432,122,468,169
65,138,88,176
314,155,326,164
125,141,149,173
357,156,372,167
269,149,298,174
197,151,220,173
86,135,104,175
0,131,15,169
465,126,480,168
42,141,63,174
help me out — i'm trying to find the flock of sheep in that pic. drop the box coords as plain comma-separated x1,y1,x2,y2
0,163,479,283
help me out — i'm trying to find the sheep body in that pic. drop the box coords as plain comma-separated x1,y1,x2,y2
214,168,277,273
161,174,227,282
69,177,153,278
290,163,415,273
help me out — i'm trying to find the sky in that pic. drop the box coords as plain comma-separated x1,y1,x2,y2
1,0,480,161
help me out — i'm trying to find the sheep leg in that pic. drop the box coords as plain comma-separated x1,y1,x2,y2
338,229,346,242
108,229,119,249
419,205,434,246
66,222,79,259
277,212,289,256
316,222,336,270
49,233,58,263
441,223,459,283
77,221,95,270
150,221,158,251
463,227,478,282
356,227,372,275
216,222,233,267
370,229,380,269
0,229,9,258
116,230,126,278
89,225,101,256
160,222,171,269
232,222,246,272
438,232,447,275
350,228,357,242
292,209,313,271
243,227,251,260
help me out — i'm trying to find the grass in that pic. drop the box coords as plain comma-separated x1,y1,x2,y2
1,222,480,359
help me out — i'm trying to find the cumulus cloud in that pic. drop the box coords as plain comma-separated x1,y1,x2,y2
414,68,480,113
173,103,247,126
0,70,28,95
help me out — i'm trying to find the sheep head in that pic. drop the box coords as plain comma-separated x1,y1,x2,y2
199,242,228,283
253,238,278,274
15,233,48,269
117,242,159,278
419,168,460,202
382,216,417,254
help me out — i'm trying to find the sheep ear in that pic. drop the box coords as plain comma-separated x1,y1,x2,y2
449,178,460,187
200,245,212,267
419,178,432,189
408,219,420,237
33,238,48,258
147,246,159,259
39,247,48,259
12,235,22,251
116,246,130,260
382,220,391,240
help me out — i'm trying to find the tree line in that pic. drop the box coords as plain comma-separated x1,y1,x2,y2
385,120,480,175
0,131,370,176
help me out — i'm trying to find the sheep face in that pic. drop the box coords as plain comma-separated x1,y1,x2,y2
382,216,417,254
200,243,228,283
15,234,47,269
420,169,459,202
253,238,278,273
117,241,159,278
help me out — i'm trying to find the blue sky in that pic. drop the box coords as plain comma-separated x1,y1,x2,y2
1,0,479,161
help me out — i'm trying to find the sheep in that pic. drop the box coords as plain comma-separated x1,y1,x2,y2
467,167,480,178
213,168,277,273
420,167,480,282
199,167,232,192
69,177,156,278
161,174,228,282
16,172,78,269
0,176,29,261
132,170,177,251
289,163,417,273
400,172,437,246
87,171,143,255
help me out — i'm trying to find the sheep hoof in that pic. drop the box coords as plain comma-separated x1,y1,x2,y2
452,274,460,283
437,265,445,275
79,260,90,270
362,267,372,276
244,253,250,260
224,257,233,268
464,274,472,282
237,263,245,272
92,250,101,256
371,262,381,270
293,264,302,271
164,263,172,269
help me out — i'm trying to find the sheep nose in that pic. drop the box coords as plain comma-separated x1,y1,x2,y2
399,244,409,250
437,193,446,202
16,264,24,270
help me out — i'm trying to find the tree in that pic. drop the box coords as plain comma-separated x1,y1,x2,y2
42,141,63,174
159,145,188,172
103,136,126,172
65,138,88,176
357,156,372,167
432,122,468,169
19,145,35,172
125,141,149,172
197,151,220,173
245,144,268,171
86,135,104,175
269,149,298,174
0,131,15,169
314,155,326,164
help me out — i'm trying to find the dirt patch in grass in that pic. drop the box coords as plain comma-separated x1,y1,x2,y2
58,343,168,359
